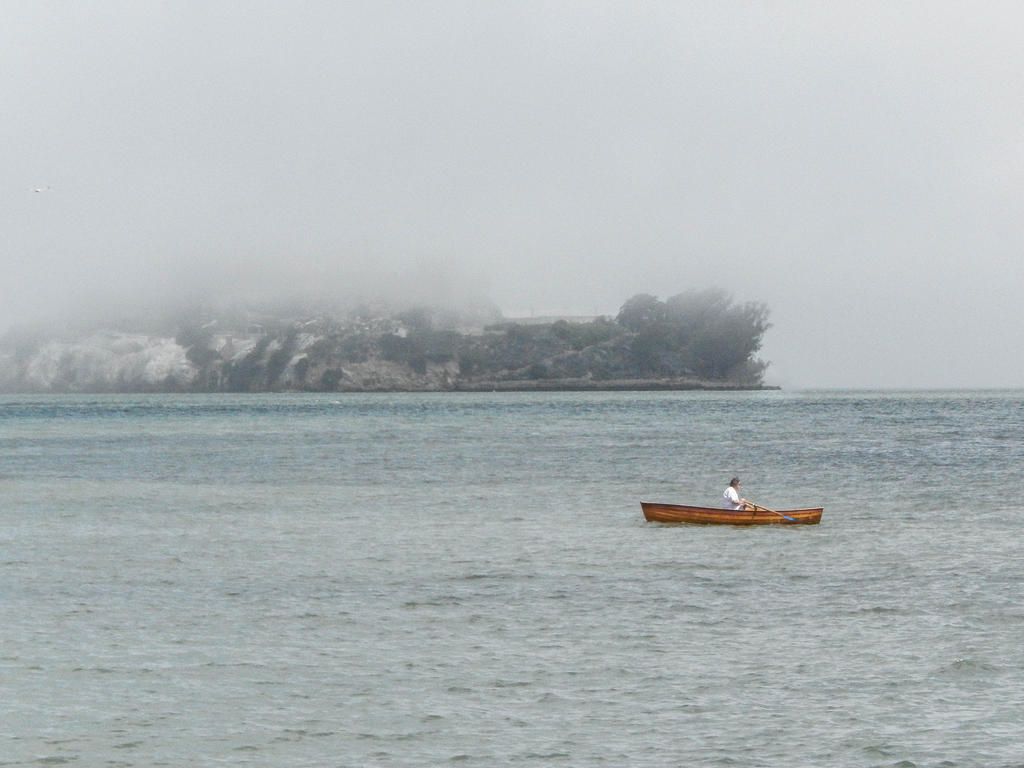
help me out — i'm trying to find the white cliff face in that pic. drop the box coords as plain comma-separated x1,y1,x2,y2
0,311,494,392
212,334,258,362
17,333,197,391
278,333,322,386
0,322,354,392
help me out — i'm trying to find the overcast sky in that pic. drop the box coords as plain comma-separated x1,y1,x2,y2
5,2,1023,388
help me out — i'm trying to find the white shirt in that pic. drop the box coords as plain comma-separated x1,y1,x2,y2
722,485,742,509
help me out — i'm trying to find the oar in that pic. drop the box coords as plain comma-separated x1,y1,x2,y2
749,501,794,522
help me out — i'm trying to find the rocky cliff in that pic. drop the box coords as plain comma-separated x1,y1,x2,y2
0,293,772,392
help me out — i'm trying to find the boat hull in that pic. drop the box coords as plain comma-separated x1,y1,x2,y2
641,502,822,525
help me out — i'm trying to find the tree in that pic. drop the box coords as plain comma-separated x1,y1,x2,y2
615,288,771,382
686,297,771,380
664,289,732,341
616,294,666,331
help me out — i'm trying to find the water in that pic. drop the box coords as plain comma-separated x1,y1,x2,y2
2,390,1023,767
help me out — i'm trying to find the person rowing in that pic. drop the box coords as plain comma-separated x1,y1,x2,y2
721,477,752,510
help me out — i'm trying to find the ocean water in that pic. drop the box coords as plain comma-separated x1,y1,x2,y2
1,390,1022,767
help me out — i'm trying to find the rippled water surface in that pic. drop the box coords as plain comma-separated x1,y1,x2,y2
2,390,1023,767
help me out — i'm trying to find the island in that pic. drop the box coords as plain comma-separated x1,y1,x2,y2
0,290,774,393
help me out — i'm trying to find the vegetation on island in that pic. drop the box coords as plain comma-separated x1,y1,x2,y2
0,289,772,392
179,288,771,391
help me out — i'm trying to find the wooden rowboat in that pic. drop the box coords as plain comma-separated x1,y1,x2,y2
641,502,823,525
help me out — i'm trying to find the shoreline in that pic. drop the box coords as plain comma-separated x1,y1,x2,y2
447,378,777,392
0,378,778,395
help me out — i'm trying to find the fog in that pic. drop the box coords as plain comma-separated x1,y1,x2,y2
5,2,1023,388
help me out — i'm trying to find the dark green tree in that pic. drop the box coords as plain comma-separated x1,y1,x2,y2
615,290,770,382
616,294,666,331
